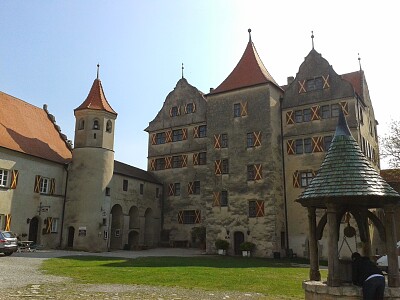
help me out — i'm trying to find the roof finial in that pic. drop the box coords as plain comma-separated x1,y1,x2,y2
311,31,314,49
358,53,362,71
96,63,100,80
248,28,252,42
181,63,184,79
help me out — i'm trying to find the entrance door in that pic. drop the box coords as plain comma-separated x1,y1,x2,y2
28,217,39,244
234,231,245,255
67,226,75,248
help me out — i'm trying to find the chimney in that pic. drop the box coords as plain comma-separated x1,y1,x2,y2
287,77,294,85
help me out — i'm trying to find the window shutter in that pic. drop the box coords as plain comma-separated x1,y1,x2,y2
34,175,41,193
322,75,330,88
256,201,264,217
10,170,19,189
181,155,188,167
188,182,194,194
213,192,221,207
192,102,196,112
340,101,349,115
165,156,172,169
46,217,53,234
50,178,56,195
178,211,183,224
312,170,317,177
193,153,199,165
214,134,221,149
287,140,295,155
193,127,199,138
169,107,173,117
293,171,300,188
5,214,11,231
182,128,188,140
184,104,188,114
253,131,261,147
312,137,324,152
298,80,306,93
168,183,175,196
241,101,248,116
165,130,172,143
286,111,294,125
150,159,155,171
214,160,222,175
195,210,201,223
177,106,181,116
254,164,263,180
311,106,320,121
151,134,156,145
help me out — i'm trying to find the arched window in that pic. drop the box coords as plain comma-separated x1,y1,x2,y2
78,119,85,130
93,119,100,130
106,120,112,133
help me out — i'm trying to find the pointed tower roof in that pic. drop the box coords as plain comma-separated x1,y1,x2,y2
209,29,281,95
297,110,400,208
75,78,117,115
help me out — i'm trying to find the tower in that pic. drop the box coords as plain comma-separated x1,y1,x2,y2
63,72,117,251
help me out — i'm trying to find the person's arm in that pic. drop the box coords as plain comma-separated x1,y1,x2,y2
352,262,360,286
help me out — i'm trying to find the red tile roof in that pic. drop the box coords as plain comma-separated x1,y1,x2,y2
209,39,281,95
381,169,400,183
341,71,363,99
0,91,72,164
75,79,117,115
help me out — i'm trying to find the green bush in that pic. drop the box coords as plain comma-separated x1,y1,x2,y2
215,239,229,250
240,242,256,251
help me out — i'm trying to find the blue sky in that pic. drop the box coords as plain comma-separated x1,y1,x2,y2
1,1,398,169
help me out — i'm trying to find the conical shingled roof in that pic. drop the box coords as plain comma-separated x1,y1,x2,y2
297,110,400,208
75,79,117,115
209,33,281,95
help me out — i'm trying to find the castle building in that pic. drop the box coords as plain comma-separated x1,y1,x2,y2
0,31,380,258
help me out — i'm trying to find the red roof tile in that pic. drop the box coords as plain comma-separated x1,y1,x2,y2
0,91,72,164
75,79,117,115
210,39,280,95
341,71,363,99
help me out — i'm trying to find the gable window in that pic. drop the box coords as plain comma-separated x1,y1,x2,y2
171,106,179,117
0,169,9,187
106,120,112,133
40,177,50,194
300,171,314,187
173,129,183,142
199,125,207,138
295,139,303,154
123,179,128,192
307,77,323,91
186,103,194,114
198,152,207,165
303,108,311,122
331,104,340,117
93,119,100,130
321,105,330,119
221,191,228,206
221,134,228,148
295,110,303,123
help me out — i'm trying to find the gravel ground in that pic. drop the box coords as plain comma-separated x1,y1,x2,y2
0,249,268,299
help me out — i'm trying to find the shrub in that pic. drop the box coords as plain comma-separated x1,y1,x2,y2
240,242,256,251
215,239,229,250
191,226,206,243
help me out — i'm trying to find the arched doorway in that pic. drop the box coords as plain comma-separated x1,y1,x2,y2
28,217,39,244
144,208,153,247
234,231,245,255
110,204,123,250
67,226,75,248
128,230,139,250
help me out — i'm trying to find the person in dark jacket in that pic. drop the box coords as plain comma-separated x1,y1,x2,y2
352,252,385,300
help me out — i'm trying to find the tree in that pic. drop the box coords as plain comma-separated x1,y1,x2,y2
380,119,400,168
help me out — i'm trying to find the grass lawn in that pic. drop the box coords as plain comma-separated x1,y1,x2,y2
41,255,327,299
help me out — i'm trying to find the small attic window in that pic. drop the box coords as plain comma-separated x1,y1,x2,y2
106,120,112,133
186,103,194,114
307,77,323,91
93,120,100,130
78,119,85,130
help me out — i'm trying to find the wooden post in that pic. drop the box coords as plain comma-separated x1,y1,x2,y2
327,203,340,286
384,204,400,287
308,207,321,281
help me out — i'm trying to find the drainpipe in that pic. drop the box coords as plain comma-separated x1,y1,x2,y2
279,96,290,252
59,163,69,249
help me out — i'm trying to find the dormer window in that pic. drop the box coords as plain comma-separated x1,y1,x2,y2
78,119,85,130
93,120,100,130
106,120,112,133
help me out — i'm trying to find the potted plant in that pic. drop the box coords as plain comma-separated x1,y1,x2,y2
240,241,256,257
215,239,229,255
191,226,206,250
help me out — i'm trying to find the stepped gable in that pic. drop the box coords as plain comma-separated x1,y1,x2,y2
297,110,400,208
209,30,281,95
75,78,117,115
0,91,72,164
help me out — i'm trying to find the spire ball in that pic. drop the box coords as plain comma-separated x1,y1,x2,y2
248,28,252,41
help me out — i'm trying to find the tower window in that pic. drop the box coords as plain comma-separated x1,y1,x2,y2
140,184,144,195
106,120,112,133
123,180,128,191
78,119,85,130
93,120,100,130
